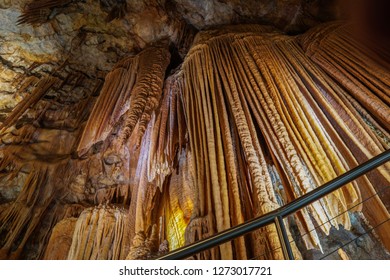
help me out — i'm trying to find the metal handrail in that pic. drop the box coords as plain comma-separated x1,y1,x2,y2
158,149,390,260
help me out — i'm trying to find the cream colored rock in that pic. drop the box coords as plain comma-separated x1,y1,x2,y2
67,206,129,260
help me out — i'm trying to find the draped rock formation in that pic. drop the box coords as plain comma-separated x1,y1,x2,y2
67,206,129,260
0,1,389,260
176,24,389,258
77,46,171,156
301,22,390,132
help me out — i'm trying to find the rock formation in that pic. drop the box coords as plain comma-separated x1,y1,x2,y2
0,0,389,260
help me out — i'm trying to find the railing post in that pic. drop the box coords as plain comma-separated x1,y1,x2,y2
274,216,294,260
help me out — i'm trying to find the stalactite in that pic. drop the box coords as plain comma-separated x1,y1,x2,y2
300,22,390,131
76,56,138,156
124,71,193,259
178,24,389,259
297,23,390,250
17,0,73,25
0,165,52,259
239,31,389,251
146,73,187,189
121,46,171,145
67,205,129,260
128,120,153,239
0,76,58,132
178,26,307,259
77,46,170,156
238,35,350,234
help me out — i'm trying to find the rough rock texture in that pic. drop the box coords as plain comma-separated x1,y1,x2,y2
0,0,389,260
172,0,341,33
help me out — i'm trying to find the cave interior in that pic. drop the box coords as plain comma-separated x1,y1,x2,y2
0,0,389,260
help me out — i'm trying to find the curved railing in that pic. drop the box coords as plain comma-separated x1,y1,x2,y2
158,149,390,260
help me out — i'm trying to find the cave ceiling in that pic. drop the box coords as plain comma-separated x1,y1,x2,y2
0,0,340,77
